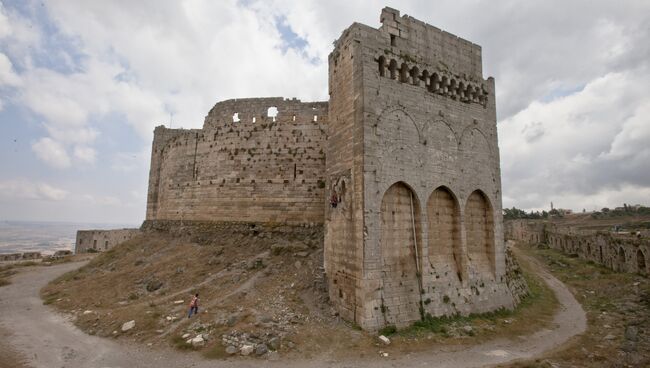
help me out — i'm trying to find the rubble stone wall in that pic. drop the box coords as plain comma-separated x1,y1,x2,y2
75,229,141,253
504,219,649,275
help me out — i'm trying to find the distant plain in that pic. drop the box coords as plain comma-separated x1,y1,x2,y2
0,221,137,255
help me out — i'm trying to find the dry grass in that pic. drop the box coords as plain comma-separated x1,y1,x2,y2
499,245,650,367
42,229,560,360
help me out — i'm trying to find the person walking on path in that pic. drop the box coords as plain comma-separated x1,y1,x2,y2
188,293,199,318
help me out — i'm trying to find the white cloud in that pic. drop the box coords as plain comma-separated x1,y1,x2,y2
0,52,20,86
110,149,149,172
499,67,650,211
31,137,71,169
0,3,10,39
73,145,96,164
0,179,68,201
0,1,649,220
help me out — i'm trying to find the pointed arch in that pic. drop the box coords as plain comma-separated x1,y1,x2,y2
465,190,495,277
379,182,422,324
427,186,463,281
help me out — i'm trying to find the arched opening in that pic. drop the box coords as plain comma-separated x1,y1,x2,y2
409,66,420,86
465,190,495,277
267,106,278,122
232,112,240,123
378,56,386,77
449,79,457,98
420,70,430,89
431,73,440,93
618,247,626,272
388,59,398,80
427,187,463,282
399,63,409,83
458,82,466,101
637,250,647,274
441,76,449,95
380,182,422,324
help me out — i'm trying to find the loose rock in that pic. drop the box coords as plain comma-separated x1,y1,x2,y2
226,346,238,355
255,344,268,356
240,344,254,356
121,320,135,332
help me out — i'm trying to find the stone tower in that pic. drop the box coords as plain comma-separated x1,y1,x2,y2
324,8,514,330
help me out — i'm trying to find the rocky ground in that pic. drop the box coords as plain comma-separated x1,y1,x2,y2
37,225,558,361
1,238,590,367
499,243,650,368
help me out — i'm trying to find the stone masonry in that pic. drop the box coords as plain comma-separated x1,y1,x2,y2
323,8,513,330
147,98,328,224
144,8,516,330
505,219,649,276
75,229,141,253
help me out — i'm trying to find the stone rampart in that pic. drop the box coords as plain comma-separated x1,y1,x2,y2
146,98,328,225
505,219,649,275
75,229,141,253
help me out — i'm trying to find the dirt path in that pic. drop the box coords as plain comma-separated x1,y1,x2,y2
0,249,586,368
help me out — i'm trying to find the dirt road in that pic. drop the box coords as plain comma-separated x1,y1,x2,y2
0,250,586,368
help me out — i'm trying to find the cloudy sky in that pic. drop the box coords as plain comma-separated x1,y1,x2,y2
0,0,648,224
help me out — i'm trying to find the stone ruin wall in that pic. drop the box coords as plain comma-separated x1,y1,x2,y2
505,219,649,275
0,252,42,262
75,229,141,253
325,8,514,330
146,98,328,225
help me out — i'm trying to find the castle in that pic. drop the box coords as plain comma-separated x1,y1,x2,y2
143,8,517,330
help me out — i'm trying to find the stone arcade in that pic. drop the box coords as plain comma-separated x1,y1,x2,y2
144,8,516,330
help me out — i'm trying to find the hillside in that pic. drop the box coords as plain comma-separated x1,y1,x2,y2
41,223,544,360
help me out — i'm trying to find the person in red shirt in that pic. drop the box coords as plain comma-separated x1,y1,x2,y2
188,293,199,318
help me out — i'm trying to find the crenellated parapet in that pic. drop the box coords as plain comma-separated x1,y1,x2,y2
203,97,328,129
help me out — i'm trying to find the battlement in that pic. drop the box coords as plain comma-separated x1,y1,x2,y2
204,97,328,129
379,7,483,79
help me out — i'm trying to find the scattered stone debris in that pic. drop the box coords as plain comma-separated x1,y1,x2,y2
121,320,135,332
240,344,254,356
378,335,391,345
145,278,163,292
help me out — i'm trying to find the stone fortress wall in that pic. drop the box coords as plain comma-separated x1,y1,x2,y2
141,8,519,330
146,98,328,225
505,219,649,275
75,229,141,253
324,7,514,330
